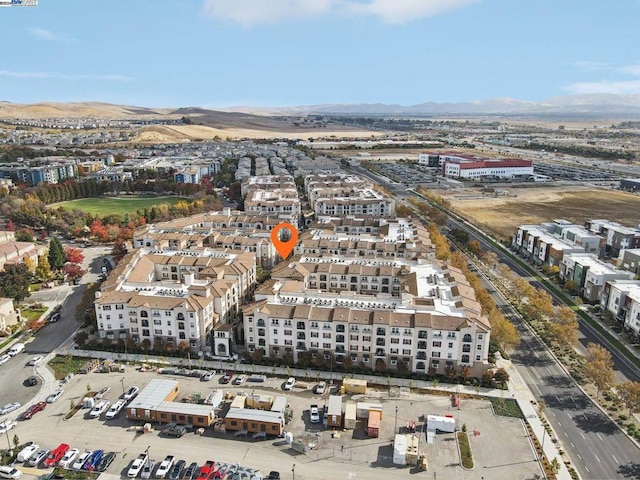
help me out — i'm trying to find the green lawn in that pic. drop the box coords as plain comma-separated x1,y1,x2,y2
488,397,524,418
20,306,46,323
53,196,188,216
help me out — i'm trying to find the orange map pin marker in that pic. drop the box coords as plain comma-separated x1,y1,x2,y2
271,222,298,259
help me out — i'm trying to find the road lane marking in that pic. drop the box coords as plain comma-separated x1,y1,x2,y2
585,466,590,472
571,443,575,448
594,454,601,463
597,433,603,441
612,455,619,463
577,454,582,459
580,432,585,439
566,412,572,419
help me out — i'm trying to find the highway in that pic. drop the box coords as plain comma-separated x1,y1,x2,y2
350,164,640,478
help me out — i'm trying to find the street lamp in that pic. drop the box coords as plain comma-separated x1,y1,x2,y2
120,378,125,397
292,463,295,480
394,406,398,433
3,422,11,451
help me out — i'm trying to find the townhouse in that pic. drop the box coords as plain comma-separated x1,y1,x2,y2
600,280,640,341
560,252,634,302
242,256,491,376
95,247,256,355
584,219,640,257
0,230,47,272
619,248,640,276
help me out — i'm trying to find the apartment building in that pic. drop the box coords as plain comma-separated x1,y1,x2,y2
95,247,256,355
244,189,301,226
619,248,640,276
133,209,281,267
585,219,640,257
241,175,297,197
296,217,435,261
242,256,491,376
560,252,634,302
601,280,640,341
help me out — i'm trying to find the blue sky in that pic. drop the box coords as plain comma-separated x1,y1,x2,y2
1,0,639,107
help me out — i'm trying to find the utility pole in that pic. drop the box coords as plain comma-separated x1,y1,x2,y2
292,463,295,480
394,406,398,434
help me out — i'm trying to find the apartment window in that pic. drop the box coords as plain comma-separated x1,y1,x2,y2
418,330,428,339
403,339,412,345
462,355,470,363
311,332,319,338
284,330,292,336
272,319,280,326
323,333,331,339
363,355,370,363
433,352,441,358
350,335,359,341
431,360,439,369
448,342,454,348
432,341,441,348
154,329,162,335
323,343,331,349
362,335,371,342
391,338,399,344
273,329,278,335
310,322,318,329
377,328,385,336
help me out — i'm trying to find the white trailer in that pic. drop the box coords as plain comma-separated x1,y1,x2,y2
427,415,456,433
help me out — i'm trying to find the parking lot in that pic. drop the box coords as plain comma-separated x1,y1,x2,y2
7,365,543,480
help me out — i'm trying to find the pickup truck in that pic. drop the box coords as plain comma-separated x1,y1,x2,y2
162,423,187,438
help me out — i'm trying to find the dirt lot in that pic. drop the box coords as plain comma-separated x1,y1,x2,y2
446,185,640,241
11,367,541,480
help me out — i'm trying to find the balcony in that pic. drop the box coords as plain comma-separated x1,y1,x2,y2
296,342,307,351
418,331,428,339
417,352,427,360
375,348,385,357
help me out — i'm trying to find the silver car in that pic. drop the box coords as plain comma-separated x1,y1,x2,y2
27,449,49,468
0,402,20,415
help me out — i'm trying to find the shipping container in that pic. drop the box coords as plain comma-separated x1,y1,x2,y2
344,403,357,430
367,410,381,438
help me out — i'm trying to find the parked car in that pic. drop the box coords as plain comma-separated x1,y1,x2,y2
140,459,156,479
43,444,70,467
200,371,214,382
127,452,149,478
16,444,39,463
84,449,104,471
155,455,175,478
310,405,320,423
123,386,139,401
89,399,110,418
314,381,327,394
58,448,80,468
72,450,92,470
233,374,246,385
25,376,38,387
182,462,198,480
284,377,296,390
28,355,44,366
95,386,110,400
162,423,187,438
7,343,25,357
27,448,50,467
0,402,20,415
96,451,116,472
196,460,215,480
267,472,281,480
0,354,11,366
168,459,186,480
46,389,64,403
105,399,126,419
21,402,46,419
0,420,17,434
219,371,233,384
0,465,22,479
49,312,61,323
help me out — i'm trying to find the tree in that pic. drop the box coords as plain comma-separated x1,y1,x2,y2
548,306,579,348
35,254,51,280
584,343,616,399
616,381,640,416
64,263,87,283
374,358,387,373
23,256,36,274
396,359,409,374
489,308,521,351
469,240,483,257
48,236,66,270
0,263,31,302
177,340,190,355
64,247,84,264
395,204,413,217
494,368,510,384
15,229,35,242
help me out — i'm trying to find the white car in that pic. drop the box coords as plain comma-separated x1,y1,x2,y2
28,356,44,366
105,399,126,419
155,455,175,478
0,465,22,479
72,450,92,470
233,374,246,385
58,448,80,469
284,377,296,390
123,386,139,401
0,354,10,366
127,452,149,478
0,420,16,434
310,405,320,423
17,444,39,463
314,381,327,395
89,399,110,418
46,389,64,403
0,402,20,415
95,386,110,400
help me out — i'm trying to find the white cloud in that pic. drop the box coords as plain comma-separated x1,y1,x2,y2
202,0,478,26
0,70,131,82
346,0,480,24
28,27,75,43
572,60,608,71
618,64,640,76
563,80,640,95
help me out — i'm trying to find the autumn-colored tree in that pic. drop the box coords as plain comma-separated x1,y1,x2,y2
395,204,414,217
35,255,51,280
616,381,640,416
5,219,15,231
469,239,483,257
177,340,190,354
23,256,36,274
64,247,84,265
523,289,554,322
90,218,109,242
548,306,579,348
494,368,510,384
584,343,616,399
64,263,87,282
489,308,521,351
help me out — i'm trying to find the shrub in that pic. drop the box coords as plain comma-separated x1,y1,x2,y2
457,432,474,469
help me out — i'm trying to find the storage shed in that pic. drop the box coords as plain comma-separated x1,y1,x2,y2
230,394,247,410
271,396,287,414
341,378,367,395
327,395,343,429
344,402,357,430
224,408,285,436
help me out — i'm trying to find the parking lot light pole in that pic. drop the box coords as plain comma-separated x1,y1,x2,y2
120,378,125,397
292,463,295,480
3,424,10,451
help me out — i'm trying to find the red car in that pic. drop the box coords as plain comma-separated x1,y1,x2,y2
44,443,69,467
22,401,46,419
196,460,216,480
219,371,233,384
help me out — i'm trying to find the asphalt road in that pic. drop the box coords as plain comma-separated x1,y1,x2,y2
0,352,43,414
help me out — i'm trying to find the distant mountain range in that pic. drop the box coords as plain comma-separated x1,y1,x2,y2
2,94,640,119
224,94,640,117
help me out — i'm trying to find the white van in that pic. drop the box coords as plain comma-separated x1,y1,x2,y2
7,343,25,357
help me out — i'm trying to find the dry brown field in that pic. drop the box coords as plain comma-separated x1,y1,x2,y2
445,185,640,241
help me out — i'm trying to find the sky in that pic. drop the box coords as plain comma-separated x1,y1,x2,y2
1,0,639,108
